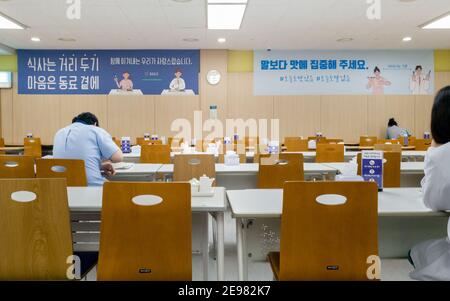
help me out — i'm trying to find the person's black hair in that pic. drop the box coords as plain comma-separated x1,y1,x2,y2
415,65,423,71
431,86,450,144
388,118,398,127
72,112,99,126
374,66,381,73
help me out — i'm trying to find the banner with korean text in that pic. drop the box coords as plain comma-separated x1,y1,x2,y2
254,50,434,95
17,49,200,95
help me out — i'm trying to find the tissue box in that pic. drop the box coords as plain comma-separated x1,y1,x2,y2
224,153,240,166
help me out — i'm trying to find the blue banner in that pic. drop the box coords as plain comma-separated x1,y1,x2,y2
17,49,200,95
254,50,434,95
361,151,384,190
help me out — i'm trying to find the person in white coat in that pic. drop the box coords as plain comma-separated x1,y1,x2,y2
409,86,450,281
410,65,431,95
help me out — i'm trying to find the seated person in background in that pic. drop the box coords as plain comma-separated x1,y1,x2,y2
53,112,123,186
386,118,409,139
409,86,450,281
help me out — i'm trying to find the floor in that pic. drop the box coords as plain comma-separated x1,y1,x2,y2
86,211,415,281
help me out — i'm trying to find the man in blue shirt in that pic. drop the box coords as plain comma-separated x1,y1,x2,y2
53,112,123,186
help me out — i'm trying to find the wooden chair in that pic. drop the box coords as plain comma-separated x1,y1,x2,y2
315,144,344,163
112,137,121,147
377,139,400,145
136,137,162,146
374,143,402,153
268,181,378,281
0,137,4,155
173,154,216,181
218,153,247,164
414,139,432,151
168,137,184,149
24,137,42,158
245,137,259,149
359,136,378,147
97,182,192,280
318,138,344,145
0,178,73,280
258,153,304,188
284,137,309,152
0,155,35,178
140,144,171,164
357,152,401,188
36,159,88,187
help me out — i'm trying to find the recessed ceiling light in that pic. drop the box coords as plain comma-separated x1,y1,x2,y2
182,38,199,42
58,38,77,42
208,4,247,30
402,36,412,42
31,37,41,42
421,12,450,29
337,38,353,43
0,11,26,29
208,0,248,3
217,37,226,43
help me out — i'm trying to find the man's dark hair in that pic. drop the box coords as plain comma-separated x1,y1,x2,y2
388,118,398,127
431,86,450,145
72,112,99,126
374,66,381,73
415,65,423,71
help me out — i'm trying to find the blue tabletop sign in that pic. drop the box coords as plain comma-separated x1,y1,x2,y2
17,49,200,95
361,151,384,190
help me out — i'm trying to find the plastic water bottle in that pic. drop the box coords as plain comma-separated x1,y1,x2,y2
209,105,218,120
403,133,409,146
424,132,431,140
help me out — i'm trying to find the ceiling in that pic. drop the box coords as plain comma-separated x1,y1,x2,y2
0,0,449,51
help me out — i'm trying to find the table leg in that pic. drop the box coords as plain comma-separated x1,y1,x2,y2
216,211,225,281
236,218,248,281
201,212,209,281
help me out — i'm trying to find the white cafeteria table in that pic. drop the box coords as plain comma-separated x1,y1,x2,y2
226,188,450,281
67,186,227,281
155,163,338,189
122,151,427,164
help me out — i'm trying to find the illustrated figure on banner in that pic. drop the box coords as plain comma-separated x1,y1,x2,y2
410,65,431,95
366,66,391,95
114,71,134,91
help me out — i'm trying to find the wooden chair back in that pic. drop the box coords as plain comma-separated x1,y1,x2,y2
136,137,162,146
245,137,259,148
168,137,184,149
112,137,122,147
318,138,344,145
359,136,378,147
284,137,309,152
277,181,378,280
173,154,216,181
258,153,304,188
97,182,192,280
36,159,87,187
377,139,400,145
357,152,401,188
0,178,72,280
0,155,35,179
414,139,432,151
140,144,171,164
315,144,345,163
0,137,4,155
374,143,402,153
24,137,42,158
